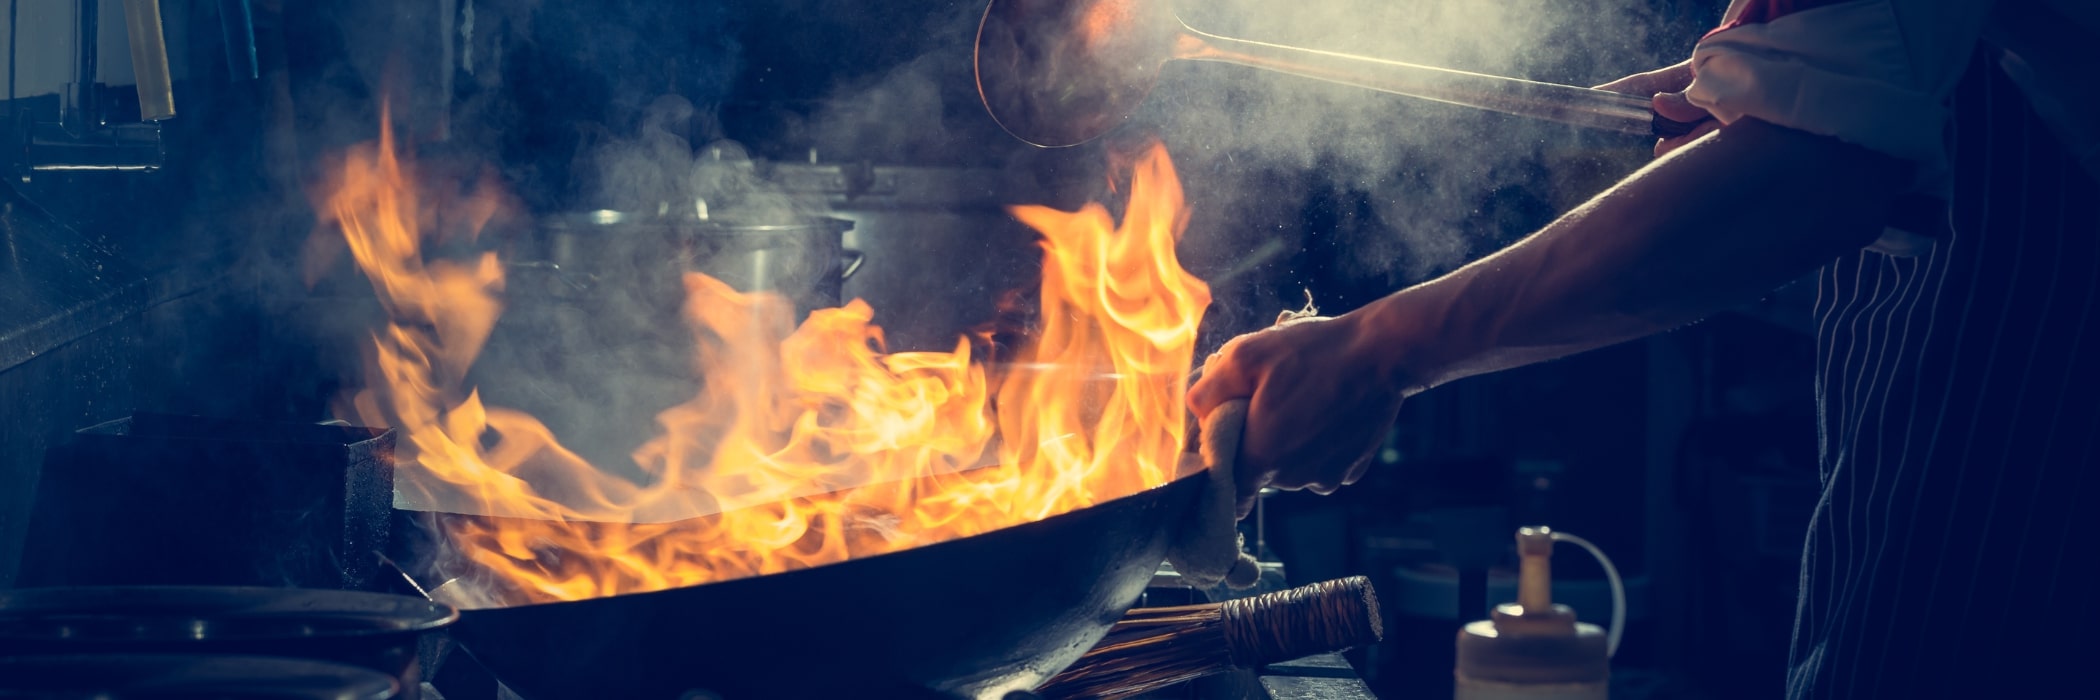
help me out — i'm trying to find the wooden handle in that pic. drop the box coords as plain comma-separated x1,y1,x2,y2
1037,576,1383,700
1220,575,1383,666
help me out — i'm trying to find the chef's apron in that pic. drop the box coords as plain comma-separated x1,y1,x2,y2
1789,49,2100,698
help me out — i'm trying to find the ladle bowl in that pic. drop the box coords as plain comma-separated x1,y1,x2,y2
974,0,1703,148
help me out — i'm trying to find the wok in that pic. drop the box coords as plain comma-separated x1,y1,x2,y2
439,467,1208,699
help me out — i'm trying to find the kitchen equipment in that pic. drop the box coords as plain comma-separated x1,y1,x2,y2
120,0,178,122
0,586,457,694
763,158,1048,352
24,0,170,172
432,466,1208,700
1037,576,1383,700
18,414,396,591
973,0,1703,148
469,209,862,473
0,654,401,700
521,209,860,313
1454,526,1625,700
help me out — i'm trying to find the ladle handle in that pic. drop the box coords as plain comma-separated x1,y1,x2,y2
1178,30,1706,138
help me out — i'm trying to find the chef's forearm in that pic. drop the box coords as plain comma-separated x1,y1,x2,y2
1359,118,1912,393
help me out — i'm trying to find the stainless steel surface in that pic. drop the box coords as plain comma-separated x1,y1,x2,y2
0,183,150,373
764,160,1043,352
26,121,166,171
121,0,178,121
975,0,1671,148
1259,654,1379,700
32,0,168,170
524,210,858,311
470,210,859,476
675,217,860,310
1177,30,1660,136
62,0,99,136
218,0,260,80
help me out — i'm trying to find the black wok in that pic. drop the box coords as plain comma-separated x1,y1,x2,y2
441,467,1207,699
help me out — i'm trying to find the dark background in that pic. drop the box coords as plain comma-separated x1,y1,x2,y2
0,1,1825,698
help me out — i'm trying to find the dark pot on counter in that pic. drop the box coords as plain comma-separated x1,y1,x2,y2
0,587,455,698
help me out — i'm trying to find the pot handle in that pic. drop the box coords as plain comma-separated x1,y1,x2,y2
840,249,866,281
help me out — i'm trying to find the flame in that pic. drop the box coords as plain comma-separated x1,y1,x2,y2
318,117,1209,604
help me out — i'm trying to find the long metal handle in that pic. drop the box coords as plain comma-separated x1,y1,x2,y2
121,0,176,120
1177,29,1698,138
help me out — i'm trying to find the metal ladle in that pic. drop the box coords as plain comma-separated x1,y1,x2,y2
973,0,1704,148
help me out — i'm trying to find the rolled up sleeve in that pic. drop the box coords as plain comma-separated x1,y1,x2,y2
1685,0,1992,183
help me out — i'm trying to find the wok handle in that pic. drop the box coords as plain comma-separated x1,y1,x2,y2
1179,29,1706,138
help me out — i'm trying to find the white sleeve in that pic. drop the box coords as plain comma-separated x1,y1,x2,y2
1683,0,1993,185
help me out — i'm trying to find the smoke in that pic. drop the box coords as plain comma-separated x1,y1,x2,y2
1196,1,1724,272
506,0,1729,416
284,0,1729,478
1135,0,1724,335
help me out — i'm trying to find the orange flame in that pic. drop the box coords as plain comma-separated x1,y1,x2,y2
318,118,1210,604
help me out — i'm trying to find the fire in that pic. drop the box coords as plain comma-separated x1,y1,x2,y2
316,118,1209,604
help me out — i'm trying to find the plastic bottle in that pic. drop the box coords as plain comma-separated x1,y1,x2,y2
1454,526,1623,700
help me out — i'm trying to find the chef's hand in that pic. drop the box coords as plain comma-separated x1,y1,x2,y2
1595,59,1719,157
1188,311,1407,519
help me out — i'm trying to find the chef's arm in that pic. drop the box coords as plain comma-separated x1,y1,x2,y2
1360,117,1911,393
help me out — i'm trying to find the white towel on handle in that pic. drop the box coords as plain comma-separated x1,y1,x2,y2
1165,400,1261,590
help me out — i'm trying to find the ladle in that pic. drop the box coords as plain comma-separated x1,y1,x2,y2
974,0,1704,148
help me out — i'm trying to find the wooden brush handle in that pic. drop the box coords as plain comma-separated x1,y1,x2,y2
1222,575,1384,666
1036,577,1383,700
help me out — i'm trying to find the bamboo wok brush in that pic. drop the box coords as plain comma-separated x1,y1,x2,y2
1036,576,1383,700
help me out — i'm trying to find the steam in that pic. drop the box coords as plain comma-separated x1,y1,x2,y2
1155,0,1719,298
449,0,1725,461
560,0,1720,291
264,0,1728,500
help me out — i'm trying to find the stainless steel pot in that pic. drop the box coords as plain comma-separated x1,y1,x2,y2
473,210,859,475
764,160,1048,352
519,209,861,314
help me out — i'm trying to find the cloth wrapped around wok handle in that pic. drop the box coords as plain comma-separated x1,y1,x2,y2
1166,299,1323,588
1165,399,1261,590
